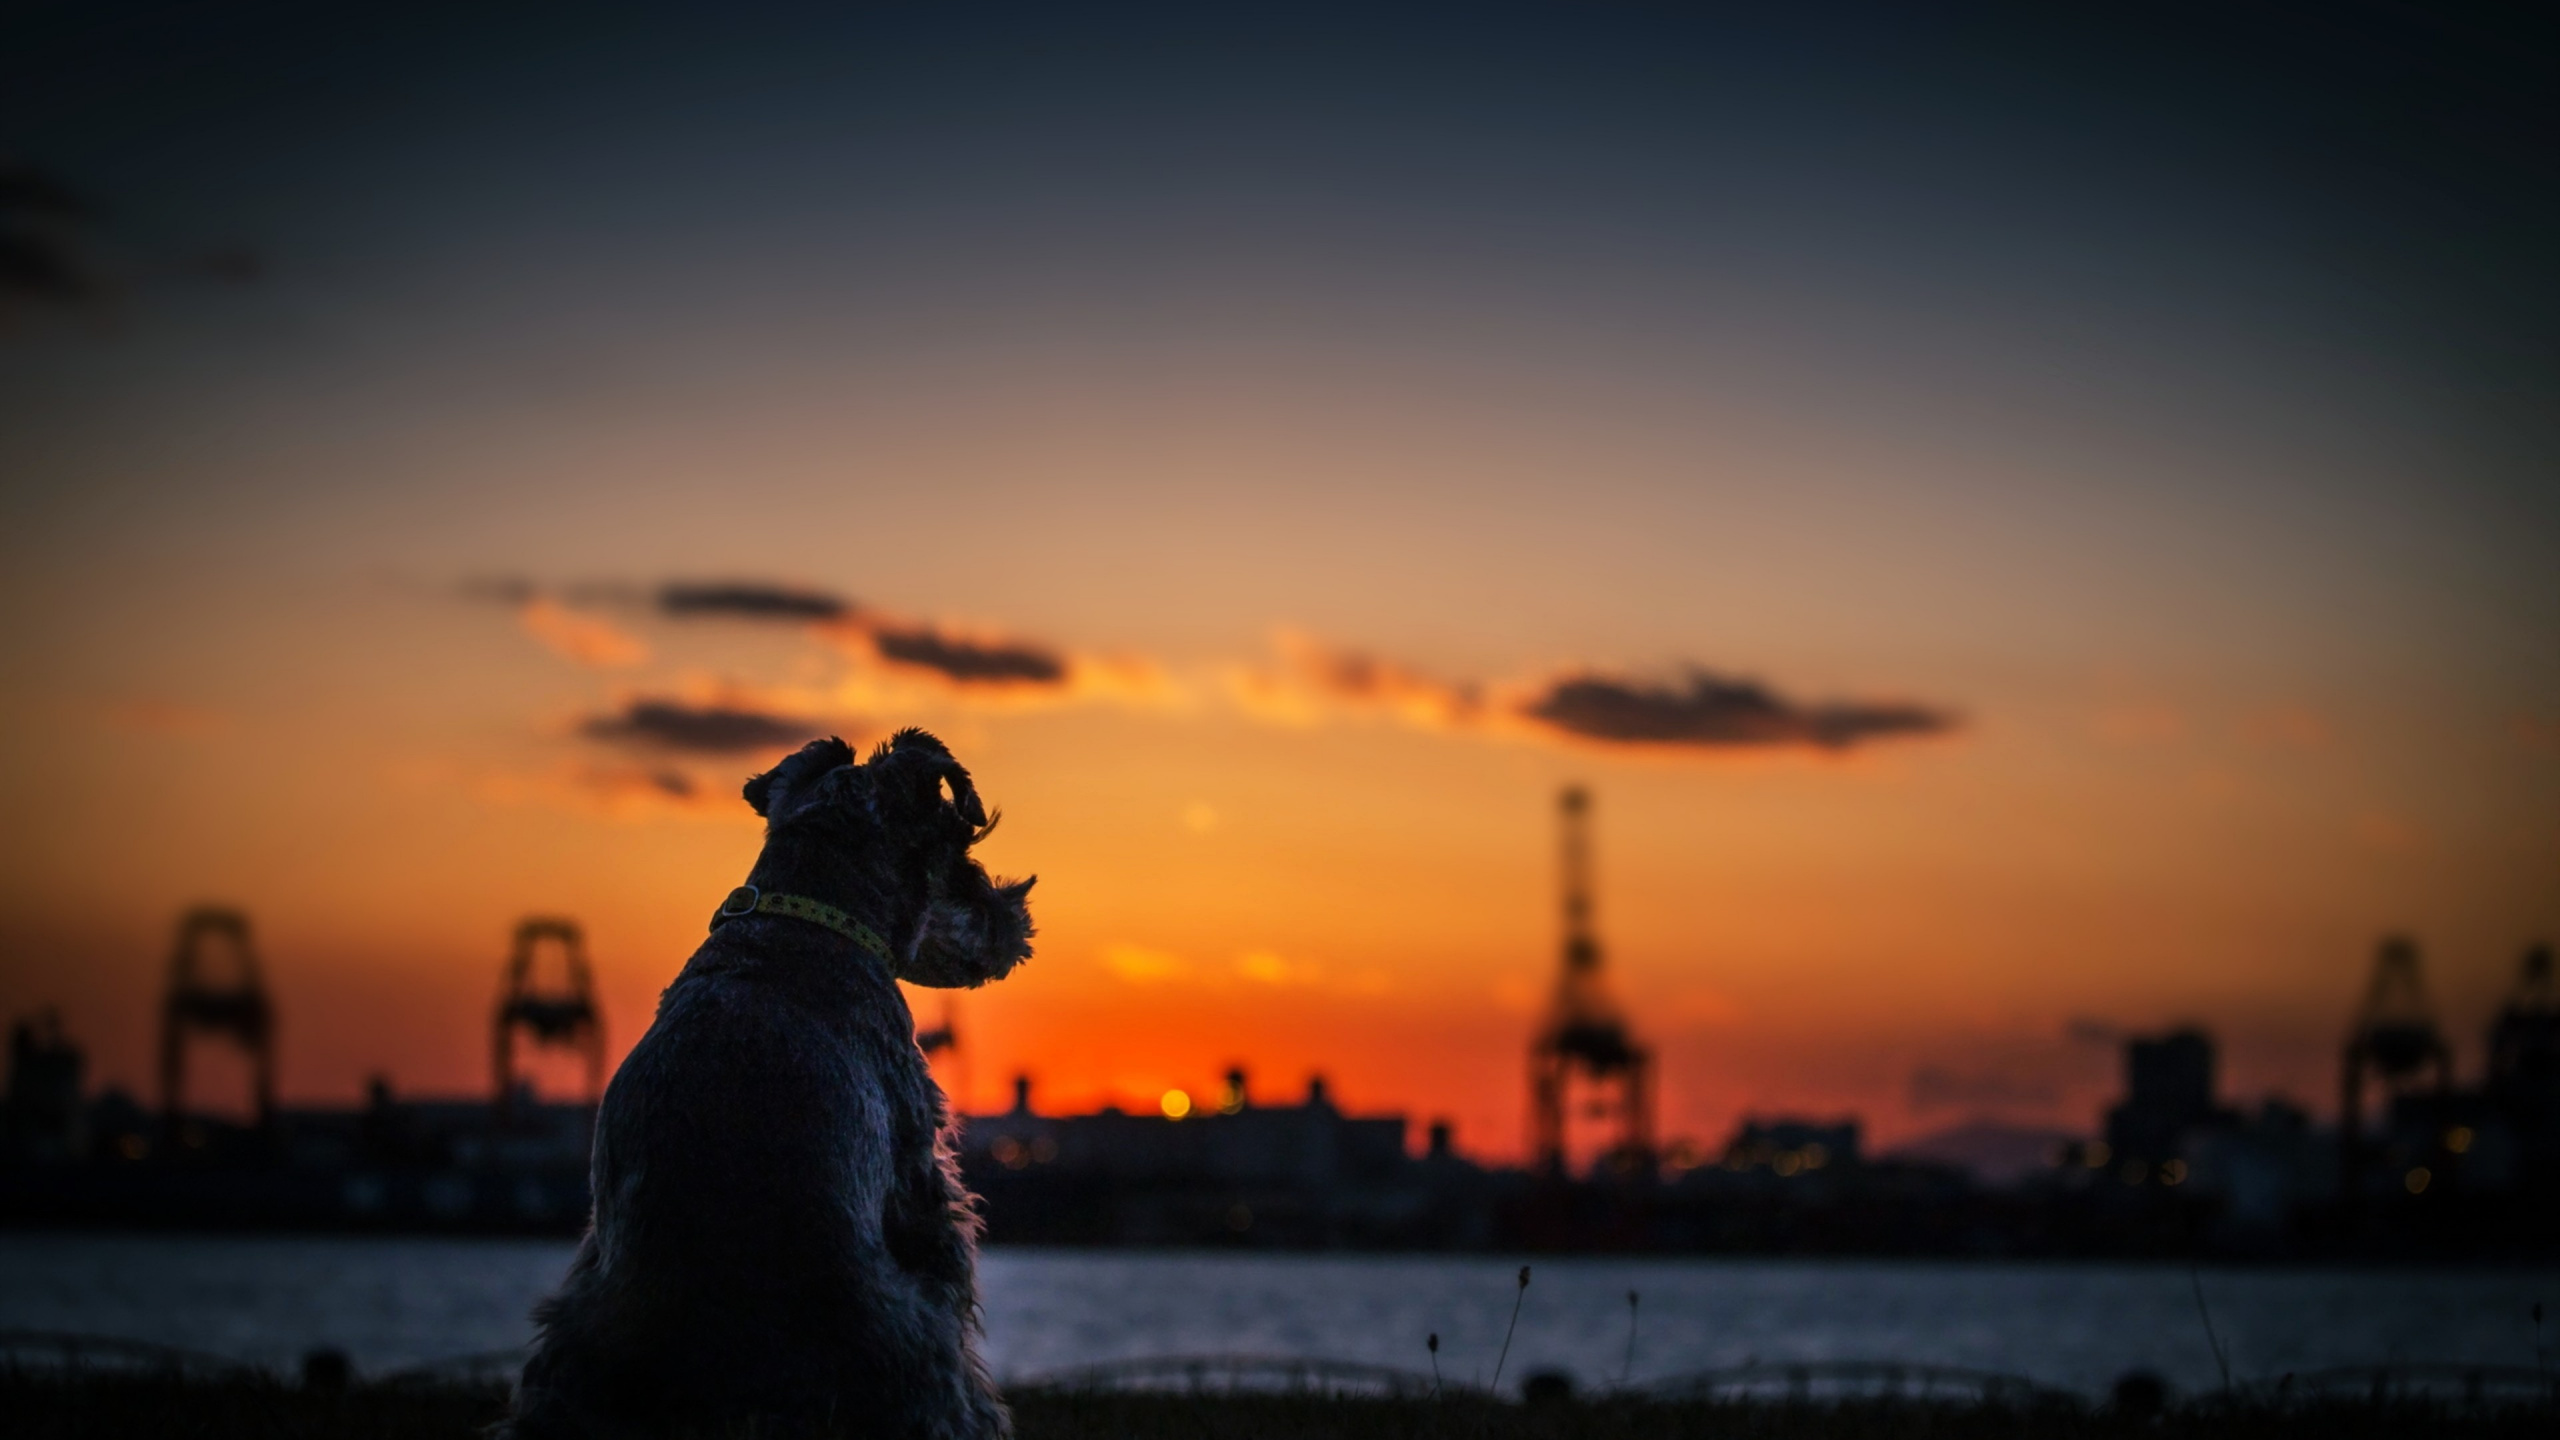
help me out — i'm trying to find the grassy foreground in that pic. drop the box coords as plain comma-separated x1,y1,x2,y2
3,1371,2551,1439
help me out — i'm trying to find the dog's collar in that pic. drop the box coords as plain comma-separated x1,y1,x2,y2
709,885,895,968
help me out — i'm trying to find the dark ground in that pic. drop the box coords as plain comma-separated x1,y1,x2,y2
1,1373,2551,1439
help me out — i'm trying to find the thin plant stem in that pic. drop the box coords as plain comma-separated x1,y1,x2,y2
1620,1290,1641,1389
2190,1262,2231,1395
1490,1266,1531,1396
1427,1333,1442,1401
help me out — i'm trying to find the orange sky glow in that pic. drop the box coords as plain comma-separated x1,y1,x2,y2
2,5,2553,1168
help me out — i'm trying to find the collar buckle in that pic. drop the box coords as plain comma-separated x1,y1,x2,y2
708,884,896,969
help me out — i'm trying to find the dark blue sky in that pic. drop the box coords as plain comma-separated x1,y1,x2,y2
7,3,2552,521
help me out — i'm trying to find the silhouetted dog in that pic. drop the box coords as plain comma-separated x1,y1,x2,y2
506,731,1034,1440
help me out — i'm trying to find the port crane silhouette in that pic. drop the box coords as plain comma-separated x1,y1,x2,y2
493,918,604,1120
1529,787,1654,1179
159,907,275,1140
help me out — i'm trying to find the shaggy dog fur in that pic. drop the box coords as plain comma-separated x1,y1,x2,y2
504,731,1034,1440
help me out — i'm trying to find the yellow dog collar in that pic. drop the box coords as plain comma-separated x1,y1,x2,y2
709,884,894,968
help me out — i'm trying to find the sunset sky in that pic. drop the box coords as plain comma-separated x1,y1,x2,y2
3,2,2553,1163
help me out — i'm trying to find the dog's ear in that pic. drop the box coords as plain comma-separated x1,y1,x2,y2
863,729,1030,986
866,727,988,831
743,737,856,825
902,871,1035,989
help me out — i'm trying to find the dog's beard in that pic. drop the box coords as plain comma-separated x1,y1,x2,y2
897,878,1033,989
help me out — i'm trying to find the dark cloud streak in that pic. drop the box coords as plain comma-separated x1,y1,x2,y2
1524,672,1954,750
580,699,819,754
654,577,1067,686
472,573,1075,689
1,161,103,305
871,624,1066,685
658,581,851,622
2,161,261,311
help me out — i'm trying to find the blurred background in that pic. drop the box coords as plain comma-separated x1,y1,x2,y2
1,0,2553,1398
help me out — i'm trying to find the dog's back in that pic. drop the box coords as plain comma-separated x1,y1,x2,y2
508,733,1030,1440
511,927,1003,1439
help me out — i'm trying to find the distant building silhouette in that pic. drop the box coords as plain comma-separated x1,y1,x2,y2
6,1011,86,1162
959,1068,1443,1246
2484,945,2558,1196
2104,1029,2229,1175
1720,1117,1860,1176
2356,942,2560,1217
8,907,2558,1258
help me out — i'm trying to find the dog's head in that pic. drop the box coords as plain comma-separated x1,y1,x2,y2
743,729,1034,988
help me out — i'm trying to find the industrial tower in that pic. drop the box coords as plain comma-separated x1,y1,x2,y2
1529,786,1654,1178
493,918,605,1121
159,907,276,1138
2487,945,2559,1180
2487,944,2557,1102
2339,935,2453,1197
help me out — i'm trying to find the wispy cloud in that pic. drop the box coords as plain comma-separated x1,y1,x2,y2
519,596,649,668
658,581,851,622
819,617,1183,709
473,574,1955,766
579,697,822,754
651,576,1105,694
1523,671,1954,750
1233,630,1954,753
387,749,742,823
1227,629,1484,731
851,621,1069,686
1,162,102,310
464,761,739,822
2,159,262,326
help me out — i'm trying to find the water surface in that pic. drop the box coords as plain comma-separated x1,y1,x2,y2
1,1233,2547,1398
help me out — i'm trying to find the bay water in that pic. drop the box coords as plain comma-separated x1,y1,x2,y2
1,1233,2548,1399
